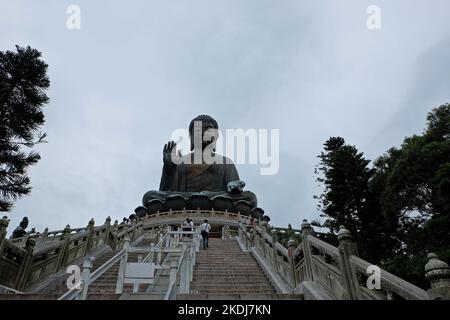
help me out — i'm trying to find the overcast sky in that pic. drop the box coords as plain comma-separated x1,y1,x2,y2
1,0,449,234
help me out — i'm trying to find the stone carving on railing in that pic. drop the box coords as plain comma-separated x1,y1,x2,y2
237,217,450,300
0,215,145,291
424,253,450,300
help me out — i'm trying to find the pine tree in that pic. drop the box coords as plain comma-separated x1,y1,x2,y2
0,45,50,211
315,137,396,262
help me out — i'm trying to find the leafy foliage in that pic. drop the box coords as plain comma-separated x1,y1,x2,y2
314,103,450,288
315,137,397,262
0,45,50,211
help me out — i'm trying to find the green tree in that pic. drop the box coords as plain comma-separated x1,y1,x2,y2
376,103,450,287
315,137,397,263
0,45,50,211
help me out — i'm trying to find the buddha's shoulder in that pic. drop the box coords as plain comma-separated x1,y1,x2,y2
214,154,235,166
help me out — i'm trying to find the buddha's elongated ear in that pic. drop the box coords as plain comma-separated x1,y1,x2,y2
190,132,194,151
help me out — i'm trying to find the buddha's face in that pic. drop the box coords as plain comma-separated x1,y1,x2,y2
190,120,218,151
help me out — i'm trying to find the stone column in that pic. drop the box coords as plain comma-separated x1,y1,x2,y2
110,220,119,250
84,218,95,255
425,253,450,300
337,226,362,300
0,216,9,254
260,221,269,257
271,230,280,273
115,237,130,294
78,257,94,300
251,220,257,248
16,238,36,290
221,225,226,240
42,227,49,240
287,238,298,287
57,225,72,271
301,219,314,281
104,216,111,244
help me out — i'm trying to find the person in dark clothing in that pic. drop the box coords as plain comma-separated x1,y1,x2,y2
200,219,211,249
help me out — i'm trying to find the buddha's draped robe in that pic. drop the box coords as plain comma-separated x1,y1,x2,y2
142,154,257,207
160,155,238,192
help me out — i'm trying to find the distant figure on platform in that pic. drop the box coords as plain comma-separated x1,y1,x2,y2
200,219,211,250
182,218,193,232
11,217,29,239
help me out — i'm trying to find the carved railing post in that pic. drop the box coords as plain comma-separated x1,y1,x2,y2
57,224,72,271
337,226,362,300
260,221,269,257
115,237,130,294
42,227,49,240
239,221,249,250
121,225,129,248
110,220,119,250
301,219,314,281
104,216,111,245
0,216,9,254
287,238,298,288
271,230,280,273
425,253,450,300
186,243,193,290
251,220,257,248
169,259,177,295
77,257,94,300
179,243,189,294
221,224,230,240
84,218,95,255
16,238,36,290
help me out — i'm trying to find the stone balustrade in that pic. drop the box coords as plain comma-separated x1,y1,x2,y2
237,217,450,300
0,215,144,291
2,210,449,300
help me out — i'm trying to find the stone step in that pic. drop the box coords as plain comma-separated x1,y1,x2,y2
0,294,61,300
195,257,256,260
193,268,263,272
178,293,304,300
192,279,271,284
88,294,121,300
192,276,270,281
191,284,275,292
190,289,276,294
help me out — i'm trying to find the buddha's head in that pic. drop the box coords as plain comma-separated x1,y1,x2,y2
189,115,219,151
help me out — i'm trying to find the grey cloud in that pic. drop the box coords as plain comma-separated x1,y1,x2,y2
1,0,449,234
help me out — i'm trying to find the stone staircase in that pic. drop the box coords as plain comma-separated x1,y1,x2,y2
0,238,160,300
178,238,303,300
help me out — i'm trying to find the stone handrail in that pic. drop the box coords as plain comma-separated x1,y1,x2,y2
237,217,450,300
0,284,23,294
349,255,430,300
164,250,186,300
0,216,145,291
308,236,339,257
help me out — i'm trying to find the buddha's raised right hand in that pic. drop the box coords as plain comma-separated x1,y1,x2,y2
163,141,177,166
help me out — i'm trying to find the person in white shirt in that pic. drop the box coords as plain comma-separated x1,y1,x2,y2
200,219,211,249
182,218,193,231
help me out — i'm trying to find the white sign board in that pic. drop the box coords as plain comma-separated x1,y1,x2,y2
124,262,155,284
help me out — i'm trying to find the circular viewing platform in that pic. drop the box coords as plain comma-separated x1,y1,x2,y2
138,209,256,235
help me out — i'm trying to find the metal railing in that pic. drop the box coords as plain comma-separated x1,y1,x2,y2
57,227,200,300
0,284,23,294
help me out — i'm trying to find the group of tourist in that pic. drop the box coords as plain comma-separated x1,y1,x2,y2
182,218,211,250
